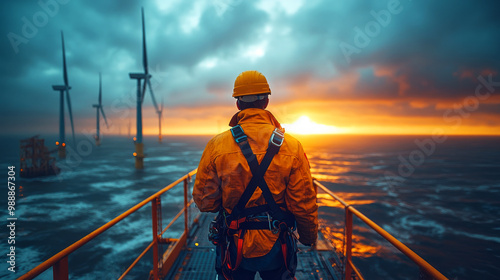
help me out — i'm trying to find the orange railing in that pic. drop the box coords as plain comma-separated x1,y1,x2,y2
19,168,198,280
19,170,447,280
314,179,448,280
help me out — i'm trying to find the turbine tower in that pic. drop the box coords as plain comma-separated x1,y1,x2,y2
129,7,162,169
92,72,109,146
51,31,75,159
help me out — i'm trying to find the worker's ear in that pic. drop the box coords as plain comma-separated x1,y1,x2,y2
236,100,241,110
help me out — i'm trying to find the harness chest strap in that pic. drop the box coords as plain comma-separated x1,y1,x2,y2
229,125,286,222
222,125,291,276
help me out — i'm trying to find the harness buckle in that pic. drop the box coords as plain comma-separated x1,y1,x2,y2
269,128,284,147
231,125,247,143
271,219,281,234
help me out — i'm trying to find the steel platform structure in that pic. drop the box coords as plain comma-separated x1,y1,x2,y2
164,213,343,280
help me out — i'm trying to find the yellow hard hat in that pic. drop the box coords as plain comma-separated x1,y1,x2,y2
232,70,271,98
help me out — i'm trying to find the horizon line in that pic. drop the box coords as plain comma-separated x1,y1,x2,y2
2,132,500,138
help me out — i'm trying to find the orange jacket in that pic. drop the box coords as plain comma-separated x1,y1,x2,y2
193,108,318,258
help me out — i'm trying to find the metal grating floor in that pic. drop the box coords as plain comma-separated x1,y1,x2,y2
165,214,341,280
296,250,334,280
168,247,217,280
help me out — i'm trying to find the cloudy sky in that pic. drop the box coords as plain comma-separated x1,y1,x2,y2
1,0,499,137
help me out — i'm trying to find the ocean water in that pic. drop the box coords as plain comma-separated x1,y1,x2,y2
0,134,499,280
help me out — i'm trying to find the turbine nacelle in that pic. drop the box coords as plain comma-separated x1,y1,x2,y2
129,73,150,79
52,85,71,91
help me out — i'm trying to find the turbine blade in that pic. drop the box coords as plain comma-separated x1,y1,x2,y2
100,107,109,128
65,89,76,146
99,72,102,104
141,7,148,74
147,78,160,113
61,31,69,87
160,97,164,112
141,78,147,104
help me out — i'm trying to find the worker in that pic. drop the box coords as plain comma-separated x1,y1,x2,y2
193,70,318,280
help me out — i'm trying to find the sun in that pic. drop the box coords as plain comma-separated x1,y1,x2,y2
282,116,345,135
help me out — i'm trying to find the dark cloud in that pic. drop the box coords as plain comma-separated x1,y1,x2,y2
1,0,499,135
338,0,500,98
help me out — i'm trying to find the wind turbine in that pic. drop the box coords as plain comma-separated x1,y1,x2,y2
92,73,109,146
51,31,75,159
129,7,162,169
158,98,163,143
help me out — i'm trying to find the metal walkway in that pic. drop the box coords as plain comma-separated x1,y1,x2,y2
19,171,447,280
164,213,342,280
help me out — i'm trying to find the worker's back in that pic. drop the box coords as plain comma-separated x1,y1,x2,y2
193,70,318,280
194,108,317,258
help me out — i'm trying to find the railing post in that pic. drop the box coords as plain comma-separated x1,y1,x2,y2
345,207,353,280
53,256,68,280
151,198,159,280
183,178,189,236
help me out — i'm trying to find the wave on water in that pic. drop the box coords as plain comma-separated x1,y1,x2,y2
301,135,500,280
0,135,499,279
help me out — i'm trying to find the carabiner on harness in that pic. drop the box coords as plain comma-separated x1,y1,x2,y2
265,212,282,234
272,219,281,234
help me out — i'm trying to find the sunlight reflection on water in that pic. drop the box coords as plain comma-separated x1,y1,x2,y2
1,135,499,280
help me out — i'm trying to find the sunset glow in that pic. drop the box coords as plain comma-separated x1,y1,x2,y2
94,104,500,137
282,116,347,135
3,2,498,138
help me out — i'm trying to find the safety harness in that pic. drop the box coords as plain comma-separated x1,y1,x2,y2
221,125,297,279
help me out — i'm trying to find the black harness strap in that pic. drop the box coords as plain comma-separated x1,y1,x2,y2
222,125,296,278
229,125,286,222
239,203,286,217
